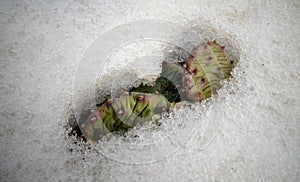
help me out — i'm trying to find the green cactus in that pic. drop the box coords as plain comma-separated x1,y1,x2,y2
131,41,233,103
183,41,233,101
78,41,234,141
159,41,233,102
80,92,172,141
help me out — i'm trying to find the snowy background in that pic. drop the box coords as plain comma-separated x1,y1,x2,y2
0,0,299,181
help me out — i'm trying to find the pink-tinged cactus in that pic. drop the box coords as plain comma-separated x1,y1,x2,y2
184,41,234,100
161,41,234,102
76,41,236,142
80,92,172,141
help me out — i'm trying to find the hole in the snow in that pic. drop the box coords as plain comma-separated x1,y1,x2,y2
67,40,239,143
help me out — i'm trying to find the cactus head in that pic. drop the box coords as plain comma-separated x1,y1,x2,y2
80,92,172,142
184,41,233,98
131,41,233,103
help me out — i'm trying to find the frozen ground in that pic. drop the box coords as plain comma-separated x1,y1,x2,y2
0,0,299,181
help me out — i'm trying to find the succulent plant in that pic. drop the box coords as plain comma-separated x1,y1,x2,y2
77,40,235,142
183,41,234,100
80,92,172,141
131,41,234,103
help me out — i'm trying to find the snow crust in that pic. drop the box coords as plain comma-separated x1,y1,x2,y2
0,0,299,181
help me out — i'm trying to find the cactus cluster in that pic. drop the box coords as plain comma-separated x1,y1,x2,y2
79,41,235,142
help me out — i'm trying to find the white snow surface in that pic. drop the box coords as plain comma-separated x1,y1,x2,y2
0,0,299,181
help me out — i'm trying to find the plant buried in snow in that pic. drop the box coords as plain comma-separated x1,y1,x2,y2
80,92,172,141
80,41,236,142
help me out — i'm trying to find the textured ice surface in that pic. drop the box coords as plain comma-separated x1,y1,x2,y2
0,0,299,181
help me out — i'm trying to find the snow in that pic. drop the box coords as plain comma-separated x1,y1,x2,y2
0,0,299,181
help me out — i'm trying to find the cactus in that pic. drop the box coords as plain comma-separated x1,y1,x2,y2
80,92,172,141
160,41,234,102
77,41,235,141
183,41,233,100
131,41,233,103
